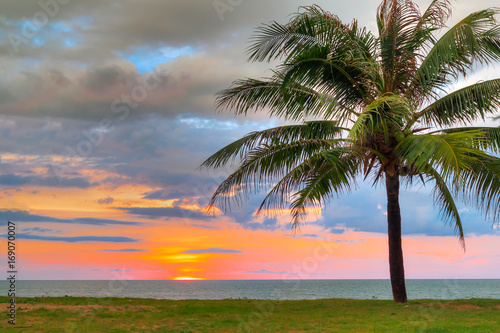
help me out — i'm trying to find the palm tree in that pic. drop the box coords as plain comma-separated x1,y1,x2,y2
201,0,500,303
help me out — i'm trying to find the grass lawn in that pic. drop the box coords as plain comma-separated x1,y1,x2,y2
0,297,498,332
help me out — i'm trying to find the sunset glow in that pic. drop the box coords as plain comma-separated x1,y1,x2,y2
0,0,499,282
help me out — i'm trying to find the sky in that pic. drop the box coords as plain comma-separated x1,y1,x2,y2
0,0,499,282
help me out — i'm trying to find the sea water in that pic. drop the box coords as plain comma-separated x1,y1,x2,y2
1,279,499,300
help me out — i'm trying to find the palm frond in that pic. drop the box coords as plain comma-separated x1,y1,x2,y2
414,8,500,98
376,0,449,94
349,94,411,142
201,121,344,169
417,79,500,127
206,138,342,213
288,149,361,226
396,131,488,182
377,0,421,73
458,155,500,221
417,0,451,32
439,126,500,154
214,74,358,122
277,48,374,112
247,5,376,64
426,166,465,248
257,147,361,219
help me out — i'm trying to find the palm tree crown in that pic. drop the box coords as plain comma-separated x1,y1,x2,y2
202,0,500,303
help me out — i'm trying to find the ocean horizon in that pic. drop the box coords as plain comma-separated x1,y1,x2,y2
3,279,499,300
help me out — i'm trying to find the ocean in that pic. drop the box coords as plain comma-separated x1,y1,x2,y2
2,279,499,300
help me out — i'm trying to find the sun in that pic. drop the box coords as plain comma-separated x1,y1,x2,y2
172,276,206,281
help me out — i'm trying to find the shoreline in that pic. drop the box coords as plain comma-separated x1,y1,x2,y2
2,279,498,300
1,297,499,332
2,296,500,301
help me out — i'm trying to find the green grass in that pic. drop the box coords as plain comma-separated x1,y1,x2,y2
0,297,498,332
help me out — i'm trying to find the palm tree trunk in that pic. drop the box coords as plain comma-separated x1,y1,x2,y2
385,172,408,303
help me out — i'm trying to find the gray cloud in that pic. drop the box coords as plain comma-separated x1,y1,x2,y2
190,224,219,230
118,207,213,221
318,182,500,238
98,196,114,205
4,234,140,243
0,174,95,188
0,209,143,226
23,227,55,233
241,218,282,232
0,0,498,123
142,189,186,200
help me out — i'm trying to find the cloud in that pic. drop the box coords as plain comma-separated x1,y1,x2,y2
190,224,219,230
335,240,363,244
98,249,147,252
23,227,55,234
4,234,140,243
142,189,186,200
98,196,114,205
118,207,213,221
285,233,320,238
318,182,500,238
244,269,291,274
0,0,497,123
181,248,243,254
451,254,500,265
240,217,283,232
72,218,144,226
0,55,258,122
0,209,143,226
330,227,346,235
0,174,95,188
